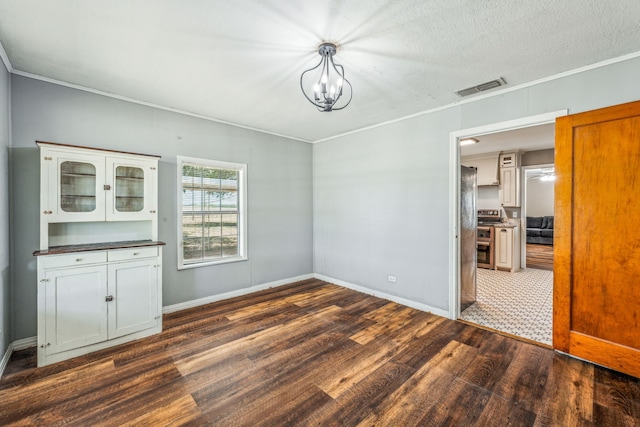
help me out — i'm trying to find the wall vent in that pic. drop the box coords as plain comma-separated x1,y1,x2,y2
456,77,507,97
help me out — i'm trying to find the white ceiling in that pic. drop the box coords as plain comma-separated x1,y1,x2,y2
460,123,556,157
1,0,640,142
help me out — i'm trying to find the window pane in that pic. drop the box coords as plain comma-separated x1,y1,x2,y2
221,214,238,236
204,236,222,259
204,214,222,238
183,237,203,262
222,236,238,257
183,213,203,239
221,190,238,210
204,191,222,211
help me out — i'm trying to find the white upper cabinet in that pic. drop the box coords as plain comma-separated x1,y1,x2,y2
105,157,157,221
43,150,106,222
39,142,158,223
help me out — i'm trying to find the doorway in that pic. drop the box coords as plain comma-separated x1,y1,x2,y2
448,110,567,344
522,165,555,271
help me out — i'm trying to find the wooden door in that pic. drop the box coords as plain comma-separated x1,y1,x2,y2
555,100,640,378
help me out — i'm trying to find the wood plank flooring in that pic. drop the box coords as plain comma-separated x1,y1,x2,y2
2,278,640,426
526,243,554,271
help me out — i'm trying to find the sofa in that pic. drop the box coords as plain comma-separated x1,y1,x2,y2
526,216,554,245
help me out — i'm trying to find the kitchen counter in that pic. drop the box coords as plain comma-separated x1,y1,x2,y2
493,220,520,228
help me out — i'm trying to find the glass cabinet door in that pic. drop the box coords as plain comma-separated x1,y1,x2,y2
105,157,156,221
60,161,98,213
114,166,145,212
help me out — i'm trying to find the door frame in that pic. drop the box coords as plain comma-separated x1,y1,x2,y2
448,110,567,320
521,163,555,268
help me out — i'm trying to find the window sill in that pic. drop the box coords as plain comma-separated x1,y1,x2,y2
178,256,248,270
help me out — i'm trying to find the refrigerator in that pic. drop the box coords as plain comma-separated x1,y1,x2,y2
460,165,477,312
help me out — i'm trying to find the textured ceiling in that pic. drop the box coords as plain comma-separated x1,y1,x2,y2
1,0,640,142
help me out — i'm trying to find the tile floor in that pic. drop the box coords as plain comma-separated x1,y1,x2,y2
459,267,553,345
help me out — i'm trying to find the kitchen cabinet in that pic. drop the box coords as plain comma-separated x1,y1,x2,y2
36,245,163,366
495,226,521,272
499,167,520,207
461,153,500,186
38,141,158,225
498,151,521,207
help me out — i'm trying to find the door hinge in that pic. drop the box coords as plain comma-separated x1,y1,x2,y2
40,343,51,348
39,278,50,283
150,166,156,170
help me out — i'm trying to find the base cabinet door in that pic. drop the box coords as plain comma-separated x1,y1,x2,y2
44,266,108,355
108,259,160,338
495,228,513,270
37,247,163,366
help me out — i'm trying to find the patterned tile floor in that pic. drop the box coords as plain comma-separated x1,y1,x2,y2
459,268,553,345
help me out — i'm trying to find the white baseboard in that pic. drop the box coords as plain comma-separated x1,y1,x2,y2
0,342,13,379
12,336,37,350
0,337,38,379
162,273,315,314
313,273,450,318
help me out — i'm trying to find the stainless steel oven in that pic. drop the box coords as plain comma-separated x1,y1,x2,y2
477,225,494,269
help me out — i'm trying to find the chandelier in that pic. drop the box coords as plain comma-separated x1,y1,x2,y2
300,42,352,112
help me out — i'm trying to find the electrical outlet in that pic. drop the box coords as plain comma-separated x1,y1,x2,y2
513,212,518,218
387,275,397,283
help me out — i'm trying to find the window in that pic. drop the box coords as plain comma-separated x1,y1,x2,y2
177,156,247,269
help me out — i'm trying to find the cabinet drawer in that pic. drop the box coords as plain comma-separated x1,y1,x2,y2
108,247,158,261
41,252,108,269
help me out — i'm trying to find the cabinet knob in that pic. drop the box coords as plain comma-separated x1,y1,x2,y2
43,210,53,215
76,258,82,262
133,252,139,256
104,184,111,190
105,295,114,302
150,210,156,214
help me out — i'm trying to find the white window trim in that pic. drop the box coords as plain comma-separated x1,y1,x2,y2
177,156,248,270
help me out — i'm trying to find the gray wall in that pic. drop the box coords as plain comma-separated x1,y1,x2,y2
11,75,313,340
313,56,640,313
0,62,9,354
522,149,554,166
526,178,554,217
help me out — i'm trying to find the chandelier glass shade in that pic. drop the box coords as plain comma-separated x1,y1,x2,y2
300,43,352,112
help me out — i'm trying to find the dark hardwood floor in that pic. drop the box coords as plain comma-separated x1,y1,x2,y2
2,279,639,426
526,243,554,271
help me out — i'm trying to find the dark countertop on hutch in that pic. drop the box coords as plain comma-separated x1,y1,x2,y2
33,240,166,256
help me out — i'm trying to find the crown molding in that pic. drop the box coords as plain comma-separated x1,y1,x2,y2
5,47,640,144
313,50,640,143
0,40,13,73
11,69,312,144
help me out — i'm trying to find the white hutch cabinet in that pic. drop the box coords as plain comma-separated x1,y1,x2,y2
34,141,164,367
